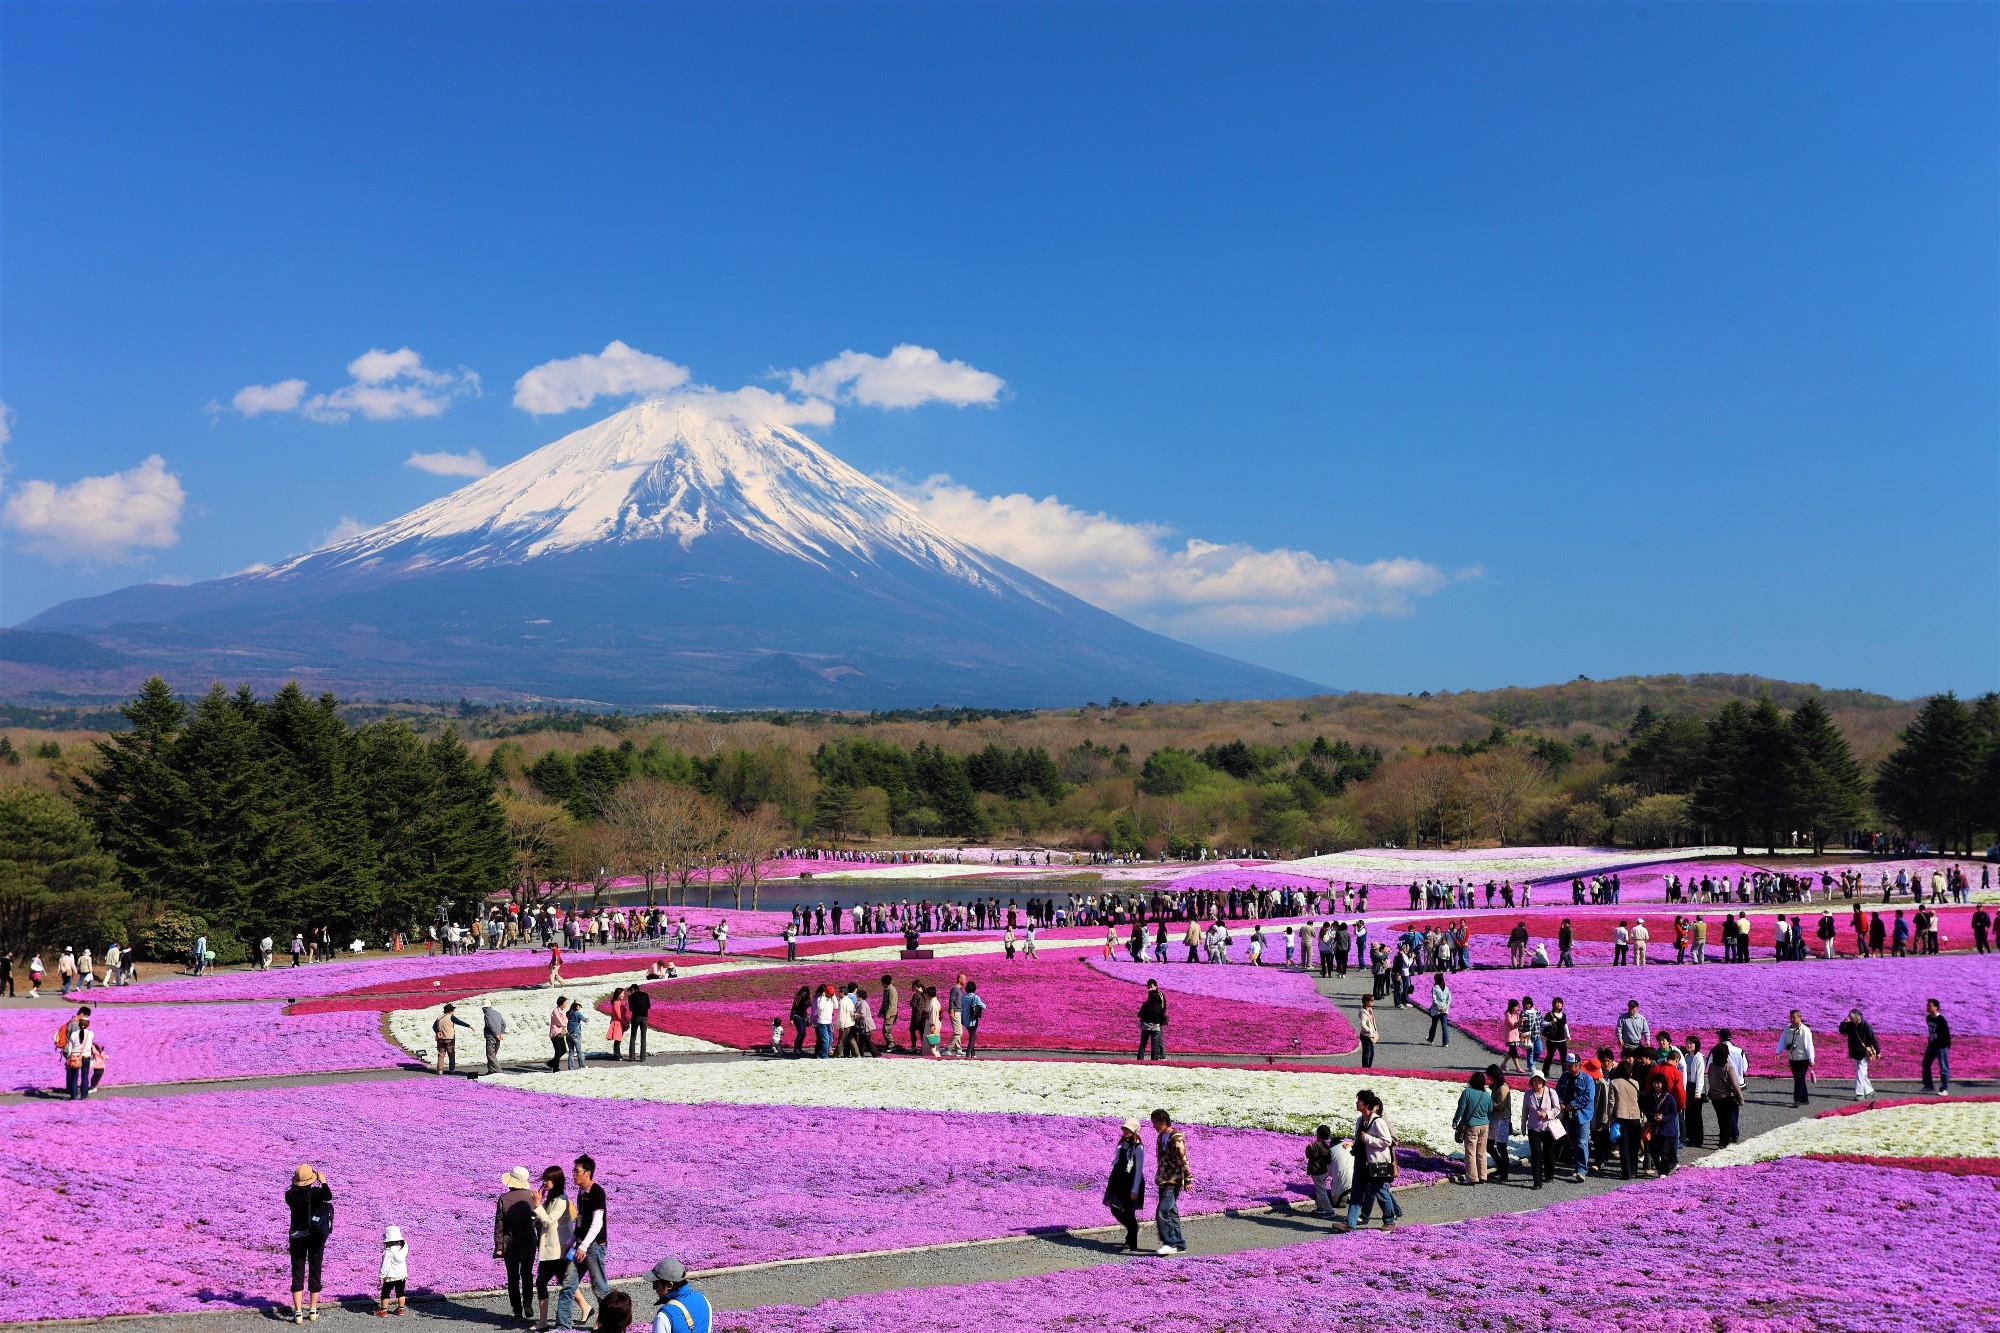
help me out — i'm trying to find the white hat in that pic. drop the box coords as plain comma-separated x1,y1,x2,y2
383,1225,404,1244
501,1166,533,1189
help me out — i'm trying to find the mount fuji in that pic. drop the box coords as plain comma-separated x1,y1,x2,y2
11,400,1328,708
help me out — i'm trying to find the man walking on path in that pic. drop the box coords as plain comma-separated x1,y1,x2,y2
557,1156,610,1330
1150,1108,1189,1255
434,1004,469,1075
1923,999,1952,1096
1777,1009,1815,1106
626,985,652,1062
879,975,899,1054
482,1003,506,1075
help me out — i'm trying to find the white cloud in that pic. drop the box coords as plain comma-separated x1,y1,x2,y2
787,344,1004,409
898,475,1460,633
655,385,836,431
513,340,691,415
1,454,186,563
405,448,493,478
221,348,479,423
318,515,370,546
230,378,310,416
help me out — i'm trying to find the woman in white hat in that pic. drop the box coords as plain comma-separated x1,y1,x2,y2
377,1225,408,1317
1101,1119,1146,1252
495,1167,539,1323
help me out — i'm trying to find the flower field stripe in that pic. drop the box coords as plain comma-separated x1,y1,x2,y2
485,1056,1464,1149
1698,1099,2000,1167
1798,1153,2000,1177
0,1003,410,1092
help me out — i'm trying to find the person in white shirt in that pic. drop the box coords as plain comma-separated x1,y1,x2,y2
259,935,274,970
1777,1011,1815,1106
813,986,836,1059
103,943,122,986
1631,919,1649,966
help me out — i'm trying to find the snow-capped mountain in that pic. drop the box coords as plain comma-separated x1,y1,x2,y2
14,401,1327,708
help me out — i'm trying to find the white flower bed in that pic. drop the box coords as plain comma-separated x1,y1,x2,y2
1701,1100,2000,1167
1271,846,1737,881
487,1056,1463,1150
387,964,764,1059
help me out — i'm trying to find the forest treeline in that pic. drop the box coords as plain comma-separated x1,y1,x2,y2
1,675,1995,956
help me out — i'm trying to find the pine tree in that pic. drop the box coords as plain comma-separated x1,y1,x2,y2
263,684,381,936
1876,693,1984,852
1741,696,1799,852
429,726,513,911
174,684,289,936
1692,701,1751,852
1786,695,1866,854
73,675,190,904
354,720,447,924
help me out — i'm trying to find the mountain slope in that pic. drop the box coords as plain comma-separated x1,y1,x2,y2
16,400,1329,708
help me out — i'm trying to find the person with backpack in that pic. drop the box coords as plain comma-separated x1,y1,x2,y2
959,981,985,1059
285,1164,333,1324
56,1007,94,1100
1303,1124,1337,1219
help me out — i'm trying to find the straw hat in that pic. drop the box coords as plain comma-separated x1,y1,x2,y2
293,1164,315,1185
501,1166,533,1190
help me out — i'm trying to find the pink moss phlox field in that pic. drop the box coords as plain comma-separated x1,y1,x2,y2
0,1004,407,1092
1801,1153,2000,1177
636,952,1354,1054
289,953,738,1015
0,1079,1387,1321
93,948,583,1004
1085,955,1348,1018
1441,954,1999,1078
719,1160,2000,1333
1378,905,1982,957
1815,1093,2000,1119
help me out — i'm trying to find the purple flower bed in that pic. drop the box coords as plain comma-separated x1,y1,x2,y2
91,948,583,1004
1085,956,1347,1015
0,1003,409,1092
1439,954,1999,1077
0,1079,1401,1321
721,1159,2000,1332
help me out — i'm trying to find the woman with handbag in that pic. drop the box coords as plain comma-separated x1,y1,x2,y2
1334,1090,1401,1232
1102,1119,1146,1251
1838,1007,1879,1100
285,1164,333,1323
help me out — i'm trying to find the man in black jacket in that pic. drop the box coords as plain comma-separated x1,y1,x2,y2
1923,998,1952,1096
626,985,652,1062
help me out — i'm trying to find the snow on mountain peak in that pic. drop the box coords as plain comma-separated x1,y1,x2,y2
267,398,1037,598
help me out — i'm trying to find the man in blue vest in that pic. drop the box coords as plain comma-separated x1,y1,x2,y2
648,1255,711,1333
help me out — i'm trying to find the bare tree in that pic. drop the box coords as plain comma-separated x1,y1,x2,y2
603,779,685,906
720,804,791,909
1468,749,1549,844
667,792,727,908
503,796,574,907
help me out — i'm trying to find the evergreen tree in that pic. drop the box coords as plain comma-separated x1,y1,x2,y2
1876,693,1985,852
1741,696,1799,852
354,720,448,923
1786,695,1866,853
174,683,290,936
73,675,189,904
1692,701,1752,852
429,726,514,912
263,684,380,934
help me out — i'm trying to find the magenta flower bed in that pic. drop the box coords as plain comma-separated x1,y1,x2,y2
0,1004,408,1092
635,952,1354,1055
1440,954,1999,1077
722,1159,2000,1333
1086,956,1349,1019
1379,905,1982,957
0,1079,1380,1321
93,948,580,1005
289,953,741,1015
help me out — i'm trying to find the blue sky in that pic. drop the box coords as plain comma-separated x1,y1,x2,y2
2,3,1994,699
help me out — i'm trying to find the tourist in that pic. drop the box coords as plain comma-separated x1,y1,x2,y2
1777,1009,1816,1106
1104,1118,1146,1250
1541,998,1570,1076
1149,1109,1190,1255
598,1293,633,1333
1645,1071,1680,1175
925,983,943,1057
1922,998,1951,1096
878,975,899,1054
497,1165,540,1323
1558,1053,1594,1180
1607,1060,1644,1180
1303,1124,1337,1219
59,1007,94,1101
1137,979,1168,1061
285,1164,333,1324
1681,1033,1708,1146
377,1224,408,1317
290,934,305,967
1335,1089,1401,1232
533,1166,575,1331
812,984,835,1059
1357,995,1378,1068
1452,1072,1492,1185
547,999,570,1072
945,974,966,1055
1522,1071,1562,1188
1502,1000,1524,1072
960,980,985,1058
56,946,77,993
1612,921,1629,967
1707,1040,1745,1149
647,1254,711,1333
1839,1007,1879,1100
1425,973,1452,1047
1485,1065,1513,1183
434,1004,470,1075
556,1155,610,1330
564,997,586,1070
626,983,652,1063
1615,1000,1650,1055
27,952,43,997
1520,996,1544,1069
1631,918,1649,966
1557,918,1575,968
547,944,564,989
605,988,628,1059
